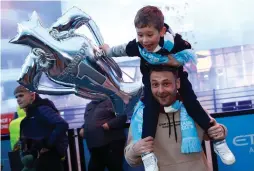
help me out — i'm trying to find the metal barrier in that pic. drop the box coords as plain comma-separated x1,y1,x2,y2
196,86,254,113
1,124,145,171
2,109,254,171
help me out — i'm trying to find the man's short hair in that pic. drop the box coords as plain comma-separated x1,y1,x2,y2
14,85,30,95
149,65,179,78
134,5,164,31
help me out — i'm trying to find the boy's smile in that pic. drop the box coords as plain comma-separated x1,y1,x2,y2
136,26,165,52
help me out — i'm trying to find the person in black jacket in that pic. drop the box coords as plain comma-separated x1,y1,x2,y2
79,98,127,171
15,85,69,171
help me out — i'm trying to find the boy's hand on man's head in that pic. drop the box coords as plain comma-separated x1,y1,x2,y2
164,55,181,67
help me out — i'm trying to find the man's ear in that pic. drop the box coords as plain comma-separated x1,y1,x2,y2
159,26,167,37
30,92,36,103
176,78,180,89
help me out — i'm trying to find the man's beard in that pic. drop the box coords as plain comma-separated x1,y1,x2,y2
156,91,177,106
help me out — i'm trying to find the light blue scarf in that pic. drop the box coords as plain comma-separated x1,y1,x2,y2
131,100,202,154
137,32,197,66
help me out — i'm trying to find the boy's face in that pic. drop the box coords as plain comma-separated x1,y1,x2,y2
15,92,34,109
136,25,166,52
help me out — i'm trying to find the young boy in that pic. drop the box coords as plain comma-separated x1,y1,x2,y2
100,5,235,169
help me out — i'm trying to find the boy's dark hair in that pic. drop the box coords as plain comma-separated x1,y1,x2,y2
134,5,164,31
149,65,179,78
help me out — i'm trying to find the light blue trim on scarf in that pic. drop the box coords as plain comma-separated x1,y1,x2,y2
138,46,169,64
164,39,174,52
171,49,197,65
131,100,202,153
138,46,197,66
131,100,144,143
179,104,202,153
137,36,197,66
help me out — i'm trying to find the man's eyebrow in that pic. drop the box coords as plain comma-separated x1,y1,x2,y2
162,79,171,82
151,79,158,82
15,93,24,97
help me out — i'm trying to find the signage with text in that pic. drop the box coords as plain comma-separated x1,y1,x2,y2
214,112,254,171
1,113,14,135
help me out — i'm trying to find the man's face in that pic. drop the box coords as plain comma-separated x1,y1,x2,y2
136,26,165,52
150,71,180,106
15,92,34,109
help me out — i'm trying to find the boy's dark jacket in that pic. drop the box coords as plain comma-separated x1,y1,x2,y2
125,23,191,86
122,23,199,138
20,94,69,158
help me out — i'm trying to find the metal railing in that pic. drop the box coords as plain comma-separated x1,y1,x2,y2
197,85,254,114
58,85,254,129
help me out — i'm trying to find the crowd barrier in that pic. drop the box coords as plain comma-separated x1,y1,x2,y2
1,110,253,171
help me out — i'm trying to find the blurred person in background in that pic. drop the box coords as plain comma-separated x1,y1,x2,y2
14,85,69,171
9,106,26,151
79,98,127,171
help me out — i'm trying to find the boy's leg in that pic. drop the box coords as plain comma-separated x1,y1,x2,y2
141,85,160,171
178,66,235,165
141,85,160,138
178,66,211,131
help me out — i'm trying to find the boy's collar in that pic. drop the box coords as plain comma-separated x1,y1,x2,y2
153,45,162,52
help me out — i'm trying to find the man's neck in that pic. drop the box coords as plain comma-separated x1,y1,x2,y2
162,100,177,113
